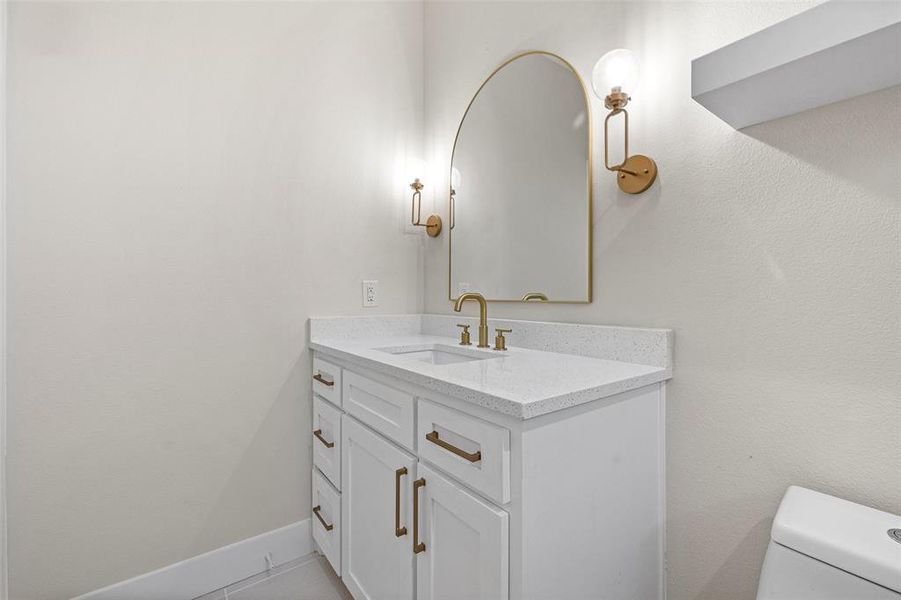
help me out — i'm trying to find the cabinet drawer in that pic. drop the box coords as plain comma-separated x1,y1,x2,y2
417,399,511,504
312,468,341,575
313,395,341,490
343,371,414,450
312,356,342,407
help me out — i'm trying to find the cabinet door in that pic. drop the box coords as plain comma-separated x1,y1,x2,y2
342,415,416,600
415,463,509,600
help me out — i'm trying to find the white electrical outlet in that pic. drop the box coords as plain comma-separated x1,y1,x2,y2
362,280,379,307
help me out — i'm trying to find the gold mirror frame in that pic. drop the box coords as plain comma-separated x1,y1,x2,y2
447,50,593,304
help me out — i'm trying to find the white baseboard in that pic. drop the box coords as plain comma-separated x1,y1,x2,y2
72,519,312,600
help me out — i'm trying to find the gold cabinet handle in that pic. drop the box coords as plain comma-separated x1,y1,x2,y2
413,477,426,554
312,505,334,531
395,467,408,537
313,373,334,387
425,430,481,463
313,429,334,449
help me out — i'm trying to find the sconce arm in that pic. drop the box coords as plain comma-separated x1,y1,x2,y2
604,108,634,173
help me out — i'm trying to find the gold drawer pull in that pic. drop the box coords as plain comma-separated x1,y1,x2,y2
312,505,334,531
425,430,481,463
395,467,408,537
413,478,426,554
313,429,334,449
313,373,334,387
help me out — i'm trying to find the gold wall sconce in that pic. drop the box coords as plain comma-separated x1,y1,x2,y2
592,49,657,194
410,178,442,237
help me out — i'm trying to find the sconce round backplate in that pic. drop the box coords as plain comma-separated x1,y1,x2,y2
617,155,657,194
426,215,442,237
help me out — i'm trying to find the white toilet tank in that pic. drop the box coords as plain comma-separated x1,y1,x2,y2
757,486,901,599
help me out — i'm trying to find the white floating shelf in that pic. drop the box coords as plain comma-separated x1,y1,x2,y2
691,0,901,129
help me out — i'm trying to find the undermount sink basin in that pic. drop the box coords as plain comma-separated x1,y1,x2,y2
376,344,495,365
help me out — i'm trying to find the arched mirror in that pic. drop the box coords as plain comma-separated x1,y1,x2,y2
449,51,592,303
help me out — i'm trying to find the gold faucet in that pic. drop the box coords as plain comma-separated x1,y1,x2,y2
453,292,489,348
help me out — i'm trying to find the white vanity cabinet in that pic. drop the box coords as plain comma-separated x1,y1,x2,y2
309,349,667,600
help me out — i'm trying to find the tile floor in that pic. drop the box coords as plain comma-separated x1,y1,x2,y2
194,553,352,600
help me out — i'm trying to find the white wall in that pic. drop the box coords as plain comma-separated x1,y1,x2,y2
0,2,7,598
422,3,901,600
6,2,424,598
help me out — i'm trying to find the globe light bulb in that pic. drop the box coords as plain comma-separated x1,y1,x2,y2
592,49,639,98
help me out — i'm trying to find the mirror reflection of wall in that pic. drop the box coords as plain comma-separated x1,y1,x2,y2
449,52,592,303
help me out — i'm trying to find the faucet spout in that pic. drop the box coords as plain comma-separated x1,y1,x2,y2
453,292,490,348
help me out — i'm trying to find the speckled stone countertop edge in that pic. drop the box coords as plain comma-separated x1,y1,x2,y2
309,338,670,420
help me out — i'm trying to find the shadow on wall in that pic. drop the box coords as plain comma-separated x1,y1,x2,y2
737,85,901,201
695,516,772,600
189,353,310,556
593,166,663,256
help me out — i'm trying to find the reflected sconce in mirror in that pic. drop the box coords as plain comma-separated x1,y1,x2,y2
449,167,461,231
410,178,442,237
592,49,657,194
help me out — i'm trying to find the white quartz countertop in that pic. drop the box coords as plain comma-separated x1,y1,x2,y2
310,316,673,419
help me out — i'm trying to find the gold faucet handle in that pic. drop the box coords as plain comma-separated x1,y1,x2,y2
456,324,472,346
493,328,512,351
